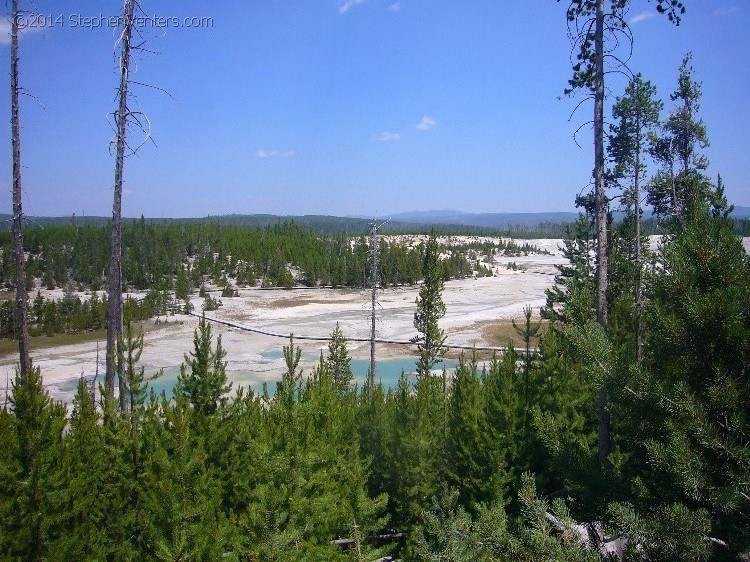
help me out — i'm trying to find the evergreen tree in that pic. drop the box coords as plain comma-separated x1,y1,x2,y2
178,314,232,417
513,305,542,411
613,203,750,556
648,53,711,227
0,367,66,560
174,265,191,301
358,366,389,503
326,322,353,390
542,198,596,325
412,488,477,562
608,74,662,359
149,389,233,560
562,0,686,465
120,319,149,413
49,378,109,560
478,350,522,505
412,231,447,377
443,355,487,510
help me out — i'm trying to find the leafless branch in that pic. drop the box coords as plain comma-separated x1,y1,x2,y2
568,95,594,122
129,80,177,102
18,87,45,110
573,120,595,149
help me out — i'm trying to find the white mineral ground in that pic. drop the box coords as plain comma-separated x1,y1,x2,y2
1,236,747,404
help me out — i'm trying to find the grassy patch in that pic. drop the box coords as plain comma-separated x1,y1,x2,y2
0,321,181,359
0,329,108,358
479,318,548,348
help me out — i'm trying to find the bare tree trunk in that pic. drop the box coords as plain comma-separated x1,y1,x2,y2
594,0,611,463
107,0,136,408
669,147,685,228
353,517,363,562
370,222,378,380
11,0,31,380
634,114,643,362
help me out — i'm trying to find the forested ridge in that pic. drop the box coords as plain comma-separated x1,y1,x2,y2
0,220,550,340
0,220,550,293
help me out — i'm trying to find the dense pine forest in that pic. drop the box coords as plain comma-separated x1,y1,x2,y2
0,219,550,293
0,220,550,339
1,194,747,559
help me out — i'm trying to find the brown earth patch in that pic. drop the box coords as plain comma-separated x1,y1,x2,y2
0,320,181,360
475,318,547,349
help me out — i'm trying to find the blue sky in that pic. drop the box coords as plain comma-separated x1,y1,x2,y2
0,1,748,217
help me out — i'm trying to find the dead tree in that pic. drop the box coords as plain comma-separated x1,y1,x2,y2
106,0,137,408
10,0,31,380
368,219,388,380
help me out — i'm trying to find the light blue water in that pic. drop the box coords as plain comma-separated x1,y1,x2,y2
143,356,459,399
350,358,457,388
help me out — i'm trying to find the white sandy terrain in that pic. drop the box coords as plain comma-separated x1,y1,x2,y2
2,236,747,404
0,237,566,402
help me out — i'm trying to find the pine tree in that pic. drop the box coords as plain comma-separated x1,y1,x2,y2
562,0,686,464
0,367,66,560
174,265,191,301
10,0,31,379
478,350,520,505
513,305,542,411
149,388,232,560
617,203,750,556
359,368,389,502
177,314,232,417
412,230,447,377
608,73,662,360
49,378,109,560
120,319,149,413
107,0,137,406
648,53,711,227
443,354,487,510
542,199,596,325
412,488,477,562
326,322,353,390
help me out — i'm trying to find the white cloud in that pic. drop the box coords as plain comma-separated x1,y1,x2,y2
375,131,401,142
339,0,364,14
416,116,436,131
629,11,655,24
0,16,46,46
714,6,739,16
387,2,401,12
255,149,295,159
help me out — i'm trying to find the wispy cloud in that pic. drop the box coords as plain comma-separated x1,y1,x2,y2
0,16,46,46
375,131,401,142
387,2,401,12
714,6,739,16
416,116,436,131
255,149,295,159
339,0,364,14
629,11,655,25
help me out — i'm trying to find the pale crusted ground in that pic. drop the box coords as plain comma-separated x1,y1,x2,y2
2,236,747,404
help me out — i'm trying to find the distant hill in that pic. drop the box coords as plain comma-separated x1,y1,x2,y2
0,212,564,236
381,210,580,229
384,205,750,228
3,206,746,239
0,214,112,227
